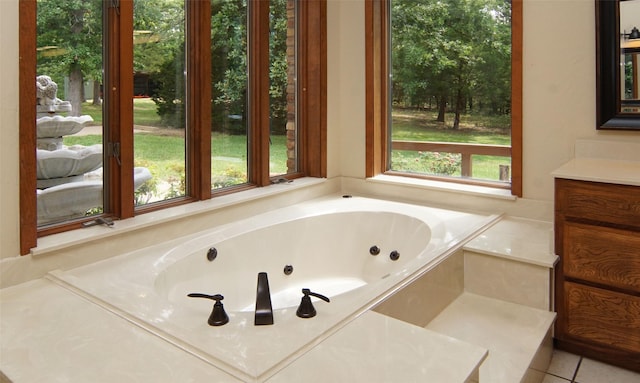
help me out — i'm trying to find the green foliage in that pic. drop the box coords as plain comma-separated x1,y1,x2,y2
210,0,249,134
268,0,290,134
85,206,103,216
37,0,104,114
391,150,461,176
133,0,185,74
135,0,187,128
134,179,158,206
391,0,512,126
37,0,103,82
418,151,461,176
150,47,186,128
212,167,247,189
150,0,291,134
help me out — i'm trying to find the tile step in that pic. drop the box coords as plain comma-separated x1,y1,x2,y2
425,292,556,383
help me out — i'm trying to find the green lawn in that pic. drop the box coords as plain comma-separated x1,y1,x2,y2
64,131,289,196
391,108,511,181
81,98,162,126
65,104,512,201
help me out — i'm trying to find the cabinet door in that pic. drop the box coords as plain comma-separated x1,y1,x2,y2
555,179,640,228
564,282,640,353
564,222,640,291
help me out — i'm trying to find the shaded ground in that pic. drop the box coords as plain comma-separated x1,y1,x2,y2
392,108,510,135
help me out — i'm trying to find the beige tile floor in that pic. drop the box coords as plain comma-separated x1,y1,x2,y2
542,349,640,383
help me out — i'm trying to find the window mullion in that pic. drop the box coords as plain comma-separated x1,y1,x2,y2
248,0,271,186
104,0,134,218
365,0,389,178
297,0,327,178
19,0,37,254
186,0,212,199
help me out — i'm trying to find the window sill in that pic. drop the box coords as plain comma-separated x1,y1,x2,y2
32,177,328,257
367,174,517,201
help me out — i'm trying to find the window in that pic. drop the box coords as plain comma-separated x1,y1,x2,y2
19,0,326,254
365,0,522,195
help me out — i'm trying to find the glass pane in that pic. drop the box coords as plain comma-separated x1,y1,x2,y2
389,0,512,183
133,0,186,205
269,0,297,176
36,0,104,226
211,0,249,189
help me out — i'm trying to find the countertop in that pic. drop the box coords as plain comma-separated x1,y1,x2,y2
551,157,640,187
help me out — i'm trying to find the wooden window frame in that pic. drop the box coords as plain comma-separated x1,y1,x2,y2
19,0,326,255
365,0,522,197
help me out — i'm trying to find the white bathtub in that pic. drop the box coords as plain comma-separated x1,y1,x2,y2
50,195,498,381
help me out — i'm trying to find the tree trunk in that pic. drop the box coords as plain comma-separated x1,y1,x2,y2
453,87,463,130
68,66,84,116
437,94,447,123
68,6,86,116
92,80,102,105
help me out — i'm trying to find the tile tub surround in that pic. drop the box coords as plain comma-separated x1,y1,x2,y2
2,198,566,382
463,216,558,311
0,279,240,383
0,279,488,383
268,311,487,383
40,195,499,381
426,293,556,383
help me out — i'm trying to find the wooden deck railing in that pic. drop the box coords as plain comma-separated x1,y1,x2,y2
391,140,512,179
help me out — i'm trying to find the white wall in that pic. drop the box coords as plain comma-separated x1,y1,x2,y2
0,0,20,259
2,0,640,260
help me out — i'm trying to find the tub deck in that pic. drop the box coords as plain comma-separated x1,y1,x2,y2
3,195,501,382
0,278,488,382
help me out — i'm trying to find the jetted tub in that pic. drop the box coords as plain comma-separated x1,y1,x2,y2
49,195,499,381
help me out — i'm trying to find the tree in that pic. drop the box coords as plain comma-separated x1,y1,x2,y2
147,0,291,133
137,0,187,128
269,0,290,135
391,0,512,128
210,0,248,134
151,45,186,128
37,0,103,116
133,0,186,74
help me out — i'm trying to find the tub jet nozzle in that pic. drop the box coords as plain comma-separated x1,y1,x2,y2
207,247,218,261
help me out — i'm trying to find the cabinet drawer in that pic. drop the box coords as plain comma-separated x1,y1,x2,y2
564,282,640,353
564,222,640,291
555,179,640,228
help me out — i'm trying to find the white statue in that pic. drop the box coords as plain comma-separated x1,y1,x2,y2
36,75,61,106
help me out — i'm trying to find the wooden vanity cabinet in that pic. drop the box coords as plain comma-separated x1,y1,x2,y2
554,178,640,373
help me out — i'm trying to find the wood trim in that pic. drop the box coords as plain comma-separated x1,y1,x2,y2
187,0,212,198
104,0,134,218
511,0,523,197
19,0,37,255
365,0,388,178
298,0,327,178
249,0,271,186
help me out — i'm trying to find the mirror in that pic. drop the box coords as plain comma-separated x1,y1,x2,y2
596,0,640,129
